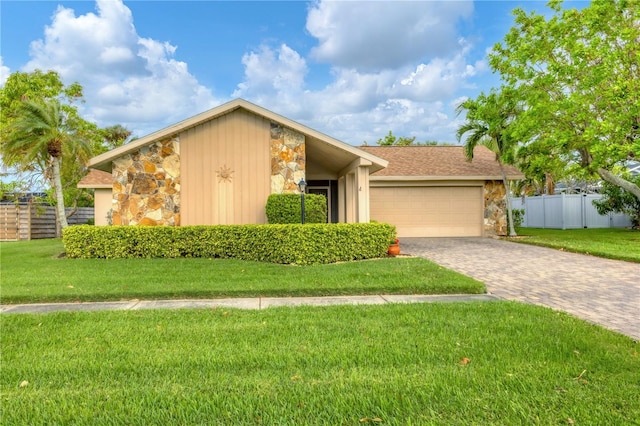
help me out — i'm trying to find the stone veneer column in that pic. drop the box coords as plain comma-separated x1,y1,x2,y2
111,137,181,226
270,122,305,193
484,180,507,236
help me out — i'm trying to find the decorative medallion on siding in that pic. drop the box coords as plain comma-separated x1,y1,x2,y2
216,165,234,183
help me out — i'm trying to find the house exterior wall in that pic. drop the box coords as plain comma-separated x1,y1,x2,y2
180,109,306,225
484,180,507,236
111,138,181,226
180,109,272,225
270,123,305,194
94,188,112,226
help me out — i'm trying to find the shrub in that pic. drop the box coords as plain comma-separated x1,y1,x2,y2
265,193,327,224
62,223,396,265
507,208,525,230
592,176,640,227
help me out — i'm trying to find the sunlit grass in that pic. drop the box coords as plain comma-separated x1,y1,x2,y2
2,303,638,425
512,228,639,262
0,239,484,304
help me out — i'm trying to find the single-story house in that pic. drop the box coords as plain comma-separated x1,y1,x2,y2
79,98,523,237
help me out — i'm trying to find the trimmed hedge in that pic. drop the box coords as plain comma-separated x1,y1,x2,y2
63,223,396,265
266,193,327,224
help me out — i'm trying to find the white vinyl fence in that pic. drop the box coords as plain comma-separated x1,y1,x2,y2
511,194,633,229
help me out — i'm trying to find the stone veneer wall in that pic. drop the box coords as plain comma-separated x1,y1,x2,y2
484,180,507,236
270,122,305,194
111,137,180,226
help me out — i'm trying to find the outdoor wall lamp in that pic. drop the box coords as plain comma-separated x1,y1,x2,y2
298,179,307,224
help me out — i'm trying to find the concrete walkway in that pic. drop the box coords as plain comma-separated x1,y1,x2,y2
0,294,497,315
402,237,640,341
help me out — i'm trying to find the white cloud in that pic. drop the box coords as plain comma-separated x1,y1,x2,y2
15,0,484,145
23,0,218,137
233,38,480,144
229,1,483,145
0,57,10,87
306,0,474,71
233,44,309,117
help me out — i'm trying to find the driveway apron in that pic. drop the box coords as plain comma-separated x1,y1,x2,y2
402,237,640,341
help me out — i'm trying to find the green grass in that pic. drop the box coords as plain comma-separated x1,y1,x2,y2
512,228,640,262
2,303,638,425
0,239,485,304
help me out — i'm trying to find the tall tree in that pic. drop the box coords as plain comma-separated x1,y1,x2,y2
456,91,519,236
3,99,90,233
489,0,640,202
0,70,130,217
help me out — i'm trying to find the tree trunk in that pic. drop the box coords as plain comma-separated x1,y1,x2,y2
545,172,555,195
499,160,517,237
597,168,640,201
51,156,68,236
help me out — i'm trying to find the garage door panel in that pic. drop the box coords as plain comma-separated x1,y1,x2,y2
370,186,483,237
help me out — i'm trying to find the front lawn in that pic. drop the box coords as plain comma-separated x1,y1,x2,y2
0,239,485,304
2,303,638,425
512,228,640,262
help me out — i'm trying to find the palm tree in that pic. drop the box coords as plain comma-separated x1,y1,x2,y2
456,91,519,237
2,99,90,234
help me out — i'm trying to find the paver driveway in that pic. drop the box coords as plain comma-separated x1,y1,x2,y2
402,237,640,341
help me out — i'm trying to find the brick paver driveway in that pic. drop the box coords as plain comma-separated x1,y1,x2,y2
402,237,640,341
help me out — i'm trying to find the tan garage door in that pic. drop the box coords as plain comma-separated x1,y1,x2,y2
370,186,483,237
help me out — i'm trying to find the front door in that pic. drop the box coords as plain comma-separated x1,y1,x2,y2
307,186,331,223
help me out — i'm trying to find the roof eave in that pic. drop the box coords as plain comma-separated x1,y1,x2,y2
88,98,388,172
370,174,525,181
77,183,113,189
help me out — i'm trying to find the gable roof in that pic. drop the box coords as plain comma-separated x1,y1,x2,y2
77,169,113,188
88,98,387,173
359,146,524,181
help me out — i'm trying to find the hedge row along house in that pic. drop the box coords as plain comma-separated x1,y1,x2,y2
79,99,523,237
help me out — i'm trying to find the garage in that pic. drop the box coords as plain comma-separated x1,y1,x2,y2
370,186,484,237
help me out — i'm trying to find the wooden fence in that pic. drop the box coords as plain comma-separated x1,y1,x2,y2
0,203,94,241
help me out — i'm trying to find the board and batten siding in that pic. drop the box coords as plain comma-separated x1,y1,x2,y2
180,109,271,225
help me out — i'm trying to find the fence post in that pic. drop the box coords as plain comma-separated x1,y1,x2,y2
27,201,32,240
561,193,565,230
582,193,587,228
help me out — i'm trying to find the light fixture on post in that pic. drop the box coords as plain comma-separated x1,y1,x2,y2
298,179,307,224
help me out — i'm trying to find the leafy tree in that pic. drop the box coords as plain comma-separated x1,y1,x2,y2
376,131,417,146
456,90,519,236
3,99,91,232
1,70,131,218
592,175,640,228
489,0,640,202
102,124,133,149
371,131,442,146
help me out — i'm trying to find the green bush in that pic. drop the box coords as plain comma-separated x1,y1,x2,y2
63,223,396,265
265,193,327,224
508,208,525,229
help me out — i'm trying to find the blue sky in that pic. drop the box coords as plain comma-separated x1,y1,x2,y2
1,0,571,146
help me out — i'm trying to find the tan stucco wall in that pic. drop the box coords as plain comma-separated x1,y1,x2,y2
93,188,112,226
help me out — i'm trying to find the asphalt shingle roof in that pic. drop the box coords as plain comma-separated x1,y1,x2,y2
77,169,113,188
